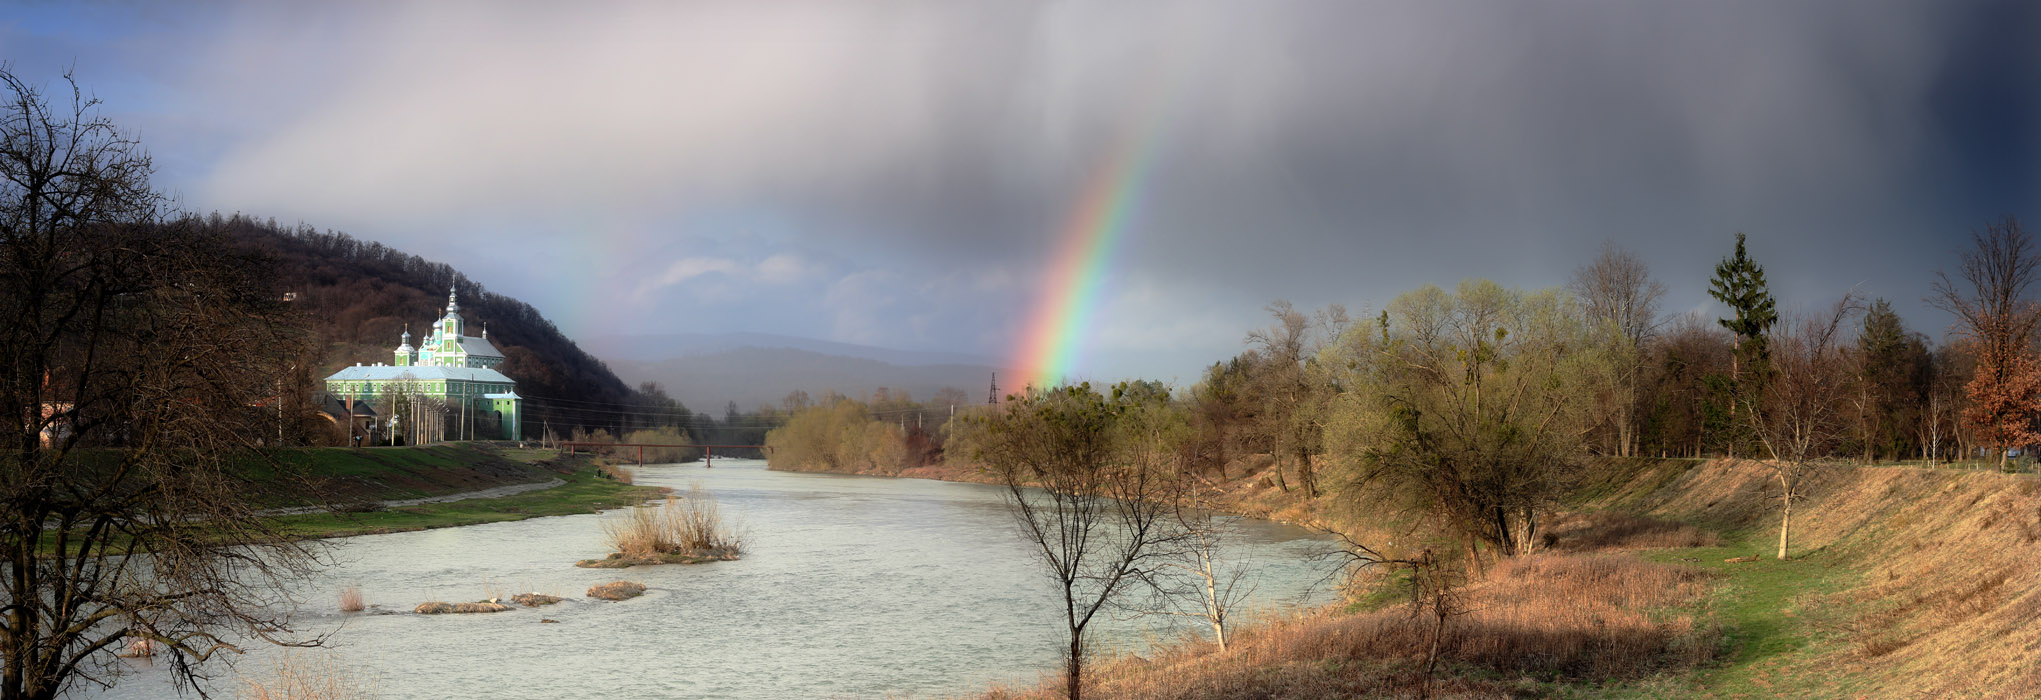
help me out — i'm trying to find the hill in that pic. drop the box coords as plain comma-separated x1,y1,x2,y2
209,214,635,433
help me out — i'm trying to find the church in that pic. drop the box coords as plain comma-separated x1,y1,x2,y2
324,288,522,443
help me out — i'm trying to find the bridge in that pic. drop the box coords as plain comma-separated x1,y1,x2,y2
557,442,768,468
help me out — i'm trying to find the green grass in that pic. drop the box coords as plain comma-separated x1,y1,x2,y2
267,461,667,539
1561,536,1861,699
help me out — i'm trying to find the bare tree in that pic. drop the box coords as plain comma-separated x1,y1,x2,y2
1569,242,1666,457
973,383,1186,700
1129,483,1259,652
1930,218,2041,471
1244,301,1320,497
0,69,326,698
1742,295,1862,560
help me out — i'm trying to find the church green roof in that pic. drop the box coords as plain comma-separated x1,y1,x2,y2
324,365,515,384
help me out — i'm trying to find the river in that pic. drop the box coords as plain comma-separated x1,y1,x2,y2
86,459,1340,699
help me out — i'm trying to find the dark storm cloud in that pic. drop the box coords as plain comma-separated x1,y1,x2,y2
8,1,2037,380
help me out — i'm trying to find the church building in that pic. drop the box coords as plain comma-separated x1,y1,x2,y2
323,288,522,442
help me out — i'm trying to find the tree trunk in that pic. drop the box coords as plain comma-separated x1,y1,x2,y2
1776,473,1792,560
1066,636,1083,700
1419,605,1445,700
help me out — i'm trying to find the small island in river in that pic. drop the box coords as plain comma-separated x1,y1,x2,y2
574,484,745,568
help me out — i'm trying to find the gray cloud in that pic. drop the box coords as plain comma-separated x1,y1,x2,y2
8,0,2035,382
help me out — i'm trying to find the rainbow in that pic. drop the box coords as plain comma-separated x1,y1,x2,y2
1012,110,1173,391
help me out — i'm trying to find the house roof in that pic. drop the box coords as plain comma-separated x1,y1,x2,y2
319,395,377,418
323,364,516,384
461,335,503,358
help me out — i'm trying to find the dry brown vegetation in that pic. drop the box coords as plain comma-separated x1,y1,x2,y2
1543,511,1720,551
510,593,562,607
587,581,646,601
1581,458,2041,696
411,601,512,615
337,587,365,613
237,651,378,700
982,551,1717,700
597,462,636,484
587,483,743,567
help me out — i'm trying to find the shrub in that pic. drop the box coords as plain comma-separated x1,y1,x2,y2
597,462,635,484
587,581,646,601
338,586,365,613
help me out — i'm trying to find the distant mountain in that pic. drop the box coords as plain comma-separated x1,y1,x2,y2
600,340,1004,412
587,332,993,367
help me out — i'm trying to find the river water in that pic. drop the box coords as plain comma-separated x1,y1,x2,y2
87,459,1339,699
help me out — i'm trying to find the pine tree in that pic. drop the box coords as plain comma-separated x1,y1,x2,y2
1709,233,1778,383
1708,233,1778,457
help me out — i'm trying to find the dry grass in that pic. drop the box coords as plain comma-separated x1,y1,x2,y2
597,462,635,484
598,482,743,561
1585,458,2041,696
412,601,512,614
337,586,365,613
1544,511,1720,551
511,592,563,607
983,553,1718,699
587,580,646,601
238,651,379,700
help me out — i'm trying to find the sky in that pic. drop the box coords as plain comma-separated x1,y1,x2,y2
4,1,2038,386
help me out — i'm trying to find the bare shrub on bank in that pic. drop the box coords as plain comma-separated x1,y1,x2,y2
597,461,635,484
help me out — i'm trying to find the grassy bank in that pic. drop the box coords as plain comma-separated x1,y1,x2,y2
244,443,571,506
262,446,667,539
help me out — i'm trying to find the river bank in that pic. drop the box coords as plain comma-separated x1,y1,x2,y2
967,457,2041,698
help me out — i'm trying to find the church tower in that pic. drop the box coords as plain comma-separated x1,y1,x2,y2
394,325,415,366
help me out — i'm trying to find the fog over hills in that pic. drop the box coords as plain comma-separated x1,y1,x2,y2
590,334,1004,411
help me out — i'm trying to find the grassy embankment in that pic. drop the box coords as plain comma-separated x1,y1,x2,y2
254,443,668,538
956,456,2041,699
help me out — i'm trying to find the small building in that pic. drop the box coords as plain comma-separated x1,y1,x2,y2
322,288,521,442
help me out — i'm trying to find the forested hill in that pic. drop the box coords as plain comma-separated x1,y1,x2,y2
210,214,634,428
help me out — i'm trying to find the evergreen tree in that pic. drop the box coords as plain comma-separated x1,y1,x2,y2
1854,299,1930,461
1708,232,1779,385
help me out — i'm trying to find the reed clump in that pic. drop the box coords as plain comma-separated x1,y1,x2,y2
238,651,379,700
580,482,743,567
337,586,365,613
587,580,646,601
